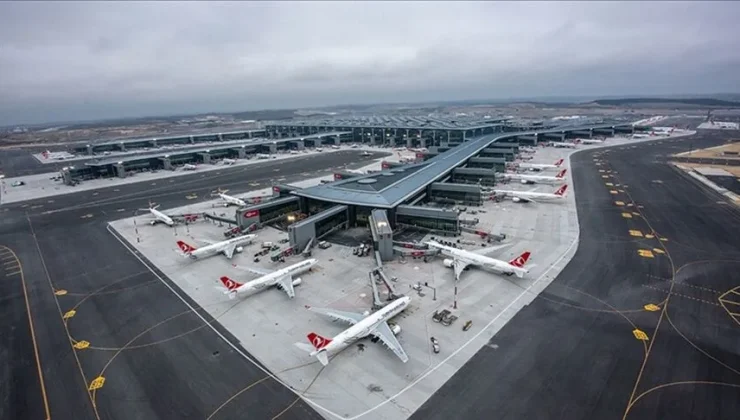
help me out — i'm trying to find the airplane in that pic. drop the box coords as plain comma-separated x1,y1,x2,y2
426,240,533,281
139,202,175,226
256,153,270,159
502,169,567,185
331,145,341,150
316,147,323,152
550,141,577,149
182,163,198,171
579,139,605,145
222,158,237,165
519,147,536,154
218,258,318,299
211,188,247,207
632,133,650,139
345,169,366,175
518,158,564,171
295,296,411,366
491,184,568,204
289,150,299,155
177,234,257,260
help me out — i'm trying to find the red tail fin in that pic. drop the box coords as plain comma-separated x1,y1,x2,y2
556,169,567,178
554,158,564,167
554,185,568,196
177,240,197,253
220,276,242,290
307,332,332,350
509,251,531,267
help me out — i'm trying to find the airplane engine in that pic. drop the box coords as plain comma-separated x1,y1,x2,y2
292,278,302,286
512,197,522,203
235,246,244,253
389,322,402,335
443,258,455,268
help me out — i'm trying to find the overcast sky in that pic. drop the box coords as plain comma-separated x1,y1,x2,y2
1,1,739,125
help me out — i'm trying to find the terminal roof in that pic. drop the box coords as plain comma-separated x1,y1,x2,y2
85,132,350,166
292,123,630,208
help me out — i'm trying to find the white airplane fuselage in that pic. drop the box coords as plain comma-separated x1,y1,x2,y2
493,189,567,202
231,259,317,297
218,193,247,207
187,234,256,259
551,142,577,149
150,208,175,226
427,241,528,277
503,173,565,184
318,296,410,356
580,139,604,145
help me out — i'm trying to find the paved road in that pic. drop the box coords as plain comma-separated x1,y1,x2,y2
0,150,381,420
413,131,740,420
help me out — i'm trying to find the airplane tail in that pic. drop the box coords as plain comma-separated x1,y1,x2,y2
554,185,568,196
295,333,332,366
509,251,531,268
556,169,567,179
307,332,332,350
177,240,197,254
554,158,564,167
219,276,242,291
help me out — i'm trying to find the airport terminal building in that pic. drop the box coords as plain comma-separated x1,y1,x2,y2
231,119,642,253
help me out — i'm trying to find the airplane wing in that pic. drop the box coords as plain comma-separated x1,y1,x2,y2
372,321,409,363
223,244,237,259
309,307,364,326
277,275,295,298
474,242,513,256
453,258,470,282
234,264,273,276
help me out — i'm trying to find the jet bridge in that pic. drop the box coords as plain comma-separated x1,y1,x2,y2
288,205,348,251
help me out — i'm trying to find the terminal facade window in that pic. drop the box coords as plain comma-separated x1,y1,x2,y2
396,213,458,233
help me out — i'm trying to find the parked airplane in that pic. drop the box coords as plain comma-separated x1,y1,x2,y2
492,185,568,204
289,150,299,155
345,169,366,175
211,188,247,207
222,158,237,165
632,133,650,139
182,164,198,171
316,148,324,152
218,259,318,299
295,296,411,366
550,141,577,149
177,234,257,260
518,158,564,171
139,202,175,226
503,169,567,185
256,153,271,159
579,139,605,145
426,240,533,281
331,145,341,150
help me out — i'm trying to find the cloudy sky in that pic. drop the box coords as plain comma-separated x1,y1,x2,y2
1,1,739,125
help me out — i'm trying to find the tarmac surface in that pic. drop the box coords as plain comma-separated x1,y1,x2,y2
0,150,377,420
412,130,740,420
